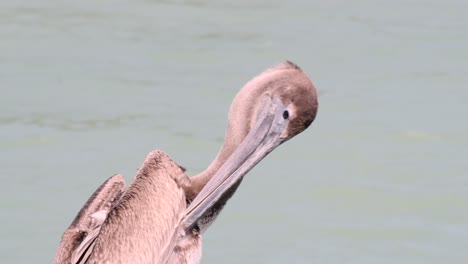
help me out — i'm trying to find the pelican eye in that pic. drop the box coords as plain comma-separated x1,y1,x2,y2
282,110,289,119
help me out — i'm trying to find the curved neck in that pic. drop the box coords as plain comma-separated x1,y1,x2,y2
186,129,238,202
186,64,289,201
186,85,252,201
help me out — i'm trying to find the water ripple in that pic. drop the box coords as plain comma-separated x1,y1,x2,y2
0,114,150,131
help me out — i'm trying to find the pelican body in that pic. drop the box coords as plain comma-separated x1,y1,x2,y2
53,61,318,264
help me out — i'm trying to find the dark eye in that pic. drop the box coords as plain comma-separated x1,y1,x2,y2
283,110,289,119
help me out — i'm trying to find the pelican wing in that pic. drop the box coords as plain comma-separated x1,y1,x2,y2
53,174,126,264
85,150,189,263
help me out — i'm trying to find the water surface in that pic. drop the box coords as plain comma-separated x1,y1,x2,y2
1,0,467,263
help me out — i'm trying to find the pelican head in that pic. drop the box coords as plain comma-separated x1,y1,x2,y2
227,60,318,147
184,61,318,231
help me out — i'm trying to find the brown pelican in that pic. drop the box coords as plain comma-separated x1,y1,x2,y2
53,61,318,264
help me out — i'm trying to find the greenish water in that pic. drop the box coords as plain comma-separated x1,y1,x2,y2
1,1,467,263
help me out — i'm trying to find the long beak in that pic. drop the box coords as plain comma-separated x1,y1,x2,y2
183,96,288,232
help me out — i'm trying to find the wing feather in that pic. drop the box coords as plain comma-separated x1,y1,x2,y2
53,174,126,264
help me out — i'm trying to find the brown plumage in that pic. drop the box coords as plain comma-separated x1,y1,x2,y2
183,61,318,232
53,61,318,264
85,151,189,263
53,175,126,264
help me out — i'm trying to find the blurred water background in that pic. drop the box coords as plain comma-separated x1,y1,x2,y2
1,0,467,263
